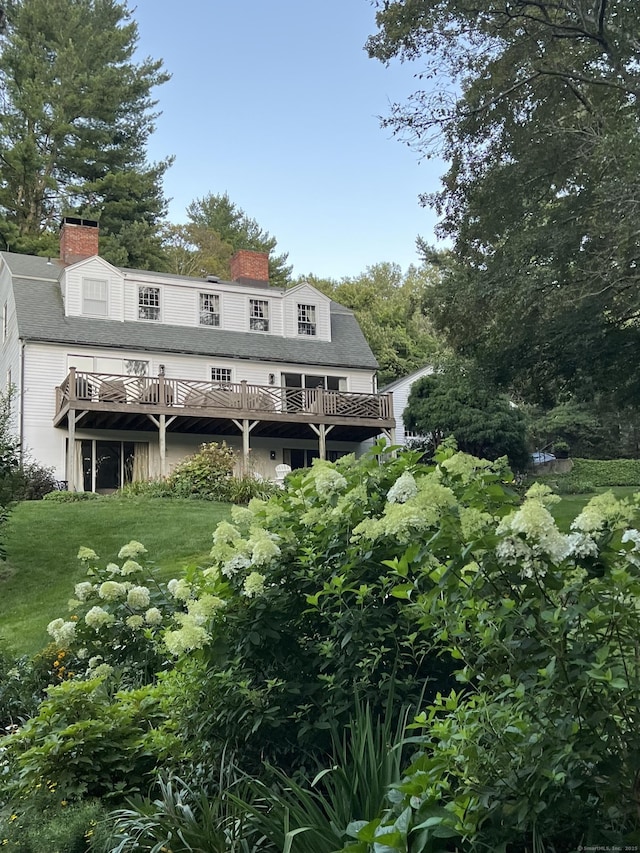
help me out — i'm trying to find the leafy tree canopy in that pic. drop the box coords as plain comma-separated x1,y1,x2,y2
0,0,171,269
404,359,530,469
368,1,640,404
304,261,441,386
164,192,292,287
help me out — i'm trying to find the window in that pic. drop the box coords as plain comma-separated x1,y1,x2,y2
249,299,269,332
199,292,220,326
125,359,148,376
138,286,160,320
211,367,232,385
297,303,316,336
82,278,108,317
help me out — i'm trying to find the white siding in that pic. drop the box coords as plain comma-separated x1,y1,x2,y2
385,366,434,445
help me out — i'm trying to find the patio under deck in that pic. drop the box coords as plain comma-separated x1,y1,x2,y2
54,369,395,482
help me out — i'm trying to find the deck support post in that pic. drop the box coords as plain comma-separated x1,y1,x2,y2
147,414,177,478
309,423,334,460
232,418,258,475
66,409,88,491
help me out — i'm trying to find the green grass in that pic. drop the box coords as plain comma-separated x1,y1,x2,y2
0,496,231,656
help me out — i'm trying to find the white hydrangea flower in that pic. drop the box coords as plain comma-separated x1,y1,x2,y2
47,618,76,646
85,606,115,630
187,594,226,624
91,663,113,679
313,465,348,499
144,607,163,626
120,559,143,575
220,554,251,577
74,581,95,601
98,581,127,601
106,563,121,575
126,614,145,630
387,471,418,504
118,540,147,560
242,571,266,598
167,578,191,600
88,655,103,669
249,529,281,567
571,492,635,533
127,585,151,610
164,615,209,656
212,521,241,546
77,546,99,563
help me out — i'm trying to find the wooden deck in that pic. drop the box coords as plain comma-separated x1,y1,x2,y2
54,370,395,441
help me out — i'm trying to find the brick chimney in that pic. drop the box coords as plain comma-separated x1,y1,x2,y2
230,249,269,284
59,217,99,264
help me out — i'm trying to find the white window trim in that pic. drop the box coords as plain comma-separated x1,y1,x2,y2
82,277,109,318
210,366,233,385
248,297,270,333
198,291,221,327
138,285,161,322
297,303,317,337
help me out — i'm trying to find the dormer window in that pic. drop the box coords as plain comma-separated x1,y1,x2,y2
298,303,316,336
83,278,108,317
199,292,220,326
138,286,160,321
249,298,269,332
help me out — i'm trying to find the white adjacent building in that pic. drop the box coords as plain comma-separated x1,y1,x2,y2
0,218,394,491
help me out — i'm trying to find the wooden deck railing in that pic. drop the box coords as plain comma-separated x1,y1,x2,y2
56,370,394,422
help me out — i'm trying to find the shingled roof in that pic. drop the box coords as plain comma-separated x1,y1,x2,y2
2,252,378,371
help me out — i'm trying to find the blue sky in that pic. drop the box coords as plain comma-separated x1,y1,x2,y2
133,1,444,280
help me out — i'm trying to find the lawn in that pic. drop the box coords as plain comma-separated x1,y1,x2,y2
0,496,231,656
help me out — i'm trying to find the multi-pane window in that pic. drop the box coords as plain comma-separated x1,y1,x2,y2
199,292,220,326
297,303,316,336
211,367,232,385
82,278,108,317
249,299,269,332
138,286,160,321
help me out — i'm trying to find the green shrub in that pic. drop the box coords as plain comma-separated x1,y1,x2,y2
117,478,174,498
1,677,175,802
0,798,108,853
42,490,100,502
167,442,235,499
0,643,64,731
570,457,640,486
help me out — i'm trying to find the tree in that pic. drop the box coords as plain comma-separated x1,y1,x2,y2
404,360,530,469
164,193,292,287
0,0,171,268
368,1,640,405
305,262,441,386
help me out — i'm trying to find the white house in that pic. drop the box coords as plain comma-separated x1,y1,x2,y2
380,365,434,446
0,218,395,492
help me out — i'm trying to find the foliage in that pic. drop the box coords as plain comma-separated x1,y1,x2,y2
41,489,101,502
0,643,62,731
368,1,640,406
1,677,174,802
404,361,530,469
106,766,252,853
0,0,171,268
162,442,277,503
163,445,516,775
164,192,292,286
340,450,640,850
167,441,236,498
537,458,640,497
306,262,440,386
0,797,108,853
235,702,411,853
